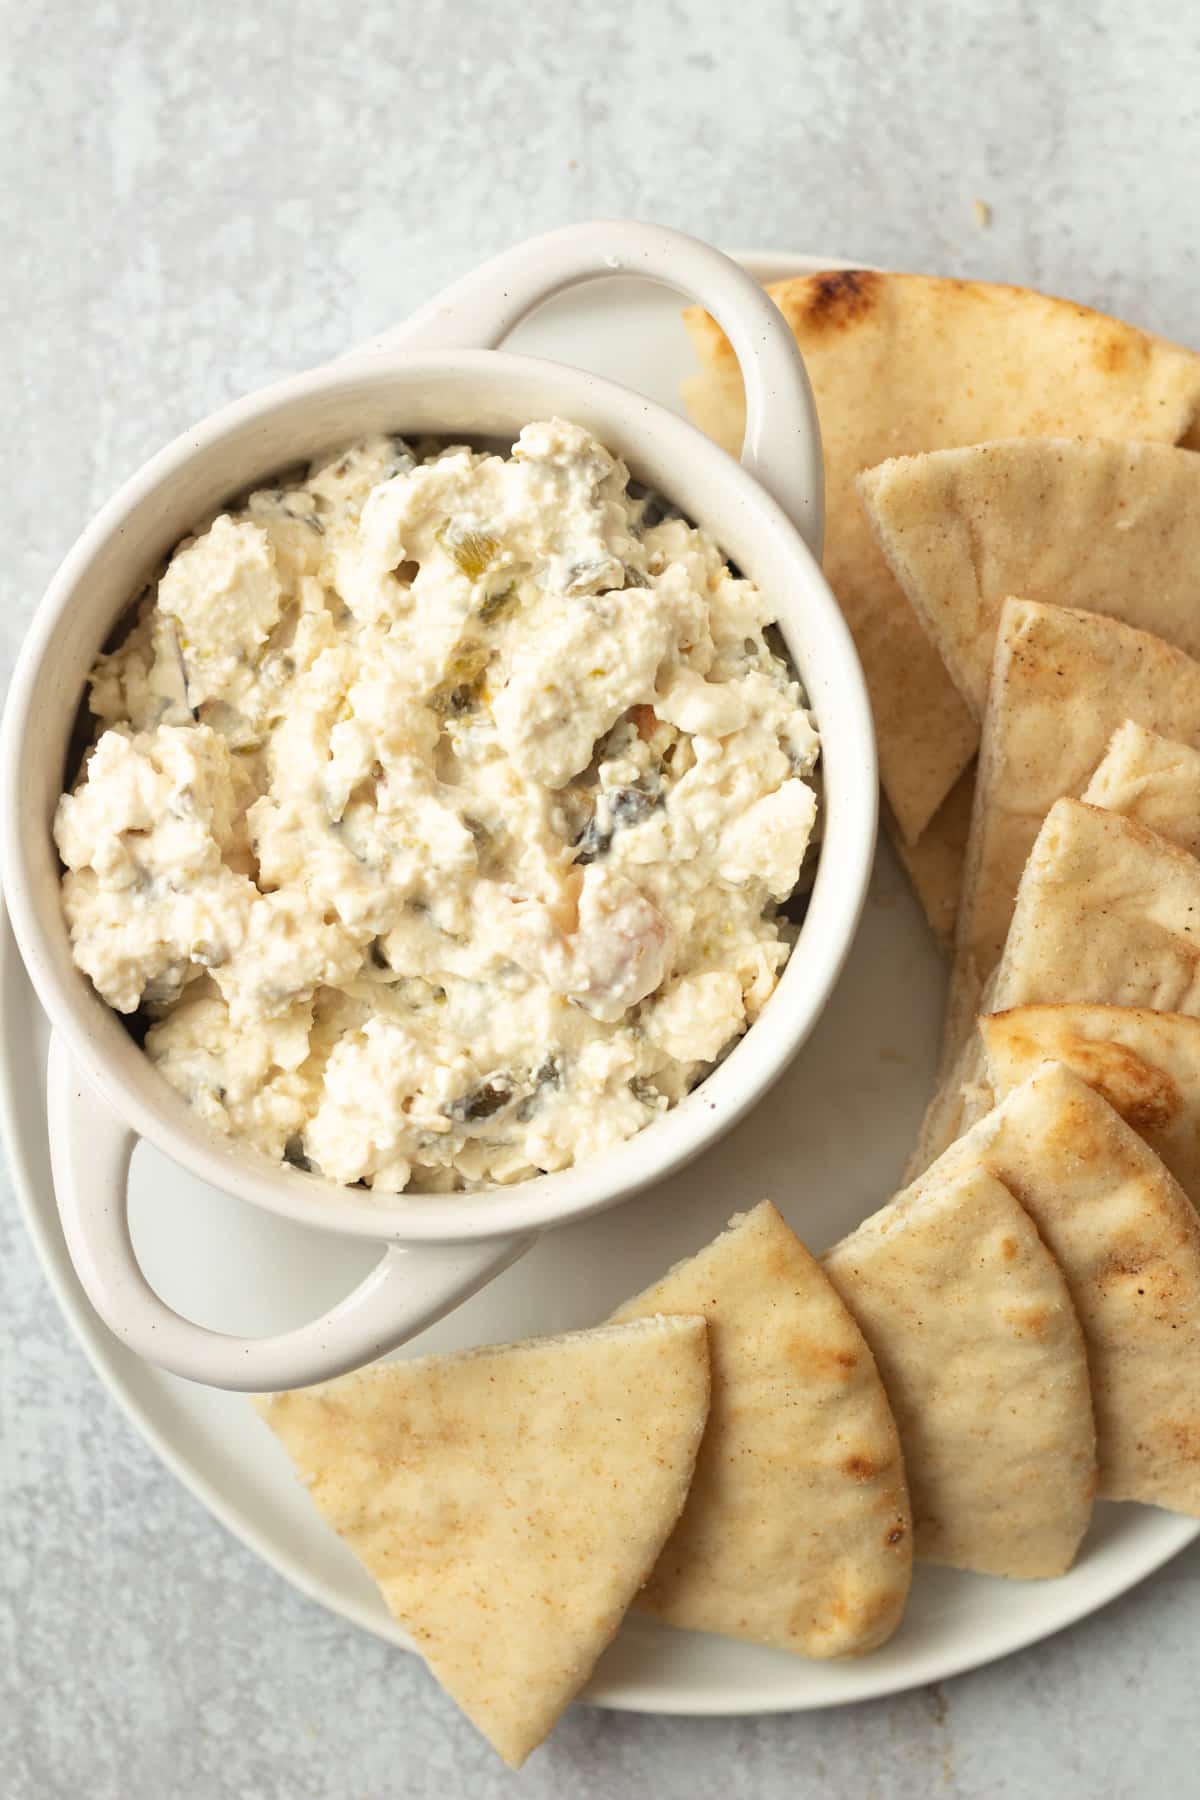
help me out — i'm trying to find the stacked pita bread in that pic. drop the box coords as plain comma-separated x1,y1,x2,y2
921,1062,1200,1516
254,311,1200,1758
860,443,1200,961
842,422,1200,1174
610,1202,911,1657
892,1065,1200,1519
914,778,1200,1172
682,276,1200,934
256,1203,915,1763
244,287,1200,1765
860,440,1200,726
915,690,1200,1154
825,1053,1200,1564
257,1126,1200,1762
977,733,1200,1213
862,436,1200,1175
823,1163,1095,1578
954,601,1200,987
830,1044,1200,1540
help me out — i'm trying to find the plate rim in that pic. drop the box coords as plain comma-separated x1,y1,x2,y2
3,248,1196,1717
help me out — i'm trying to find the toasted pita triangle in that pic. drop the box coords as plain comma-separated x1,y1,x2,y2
956,600,1200,990
935,1061,1200,1513
859,439,1200,722
823,1164,1094,1577
1082,721,1200,856
981,1004,1200,1212
610,1201,911,1657
997,799,1200,1016
255,1316,709,1767
912,798,1200,1173
683,273,1200,846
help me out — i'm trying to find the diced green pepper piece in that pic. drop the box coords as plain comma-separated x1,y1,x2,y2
478,584,515,623
437,520,500,580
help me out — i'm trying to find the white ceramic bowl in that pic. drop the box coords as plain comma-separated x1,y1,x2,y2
0,222,877,1389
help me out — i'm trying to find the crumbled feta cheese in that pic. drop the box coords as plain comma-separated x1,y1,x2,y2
491,591,675,788
645,971,746,1065
720,781,819,899
56,420,819,1191
157,516,283,707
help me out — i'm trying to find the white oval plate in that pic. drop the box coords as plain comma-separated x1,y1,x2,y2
3,254,1195,1716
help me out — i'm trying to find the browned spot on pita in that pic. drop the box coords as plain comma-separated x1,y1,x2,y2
789,268,883,335
1057,1037,1183,1133
786,1335,860,1379
1093,326,1133,374
985,993,1200,1216
1168,1419,1200,1463
856,1580,909,1640
821,1594,850,1629
843,1452,881,1480
762,1240,789,1282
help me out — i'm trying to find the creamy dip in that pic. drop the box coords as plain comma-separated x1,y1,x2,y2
55,420,819,1192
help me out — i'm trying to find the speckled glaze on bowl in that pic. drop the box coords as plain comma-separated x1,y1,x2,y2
0,221,876,1390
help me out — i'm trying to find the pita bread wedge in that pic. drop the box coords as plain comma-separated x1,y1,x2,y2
935,1061,1200,1513
1082,721,1200,857
889,765,975,953
823,1164,1095,1577
255,1316,710,1767
997,799,1200,1017
913,798,1200,1172
981,1004,1200,1211
683,272,1200,846
859,439,1200,721
610,1201,911,1657
957,600,1200,989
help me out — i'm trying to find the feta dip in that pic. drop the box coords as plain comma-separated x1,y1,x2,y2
54,420,820,1192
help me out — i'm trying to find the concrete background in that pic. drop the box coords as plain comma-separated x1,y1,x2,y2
4,2,1200,1794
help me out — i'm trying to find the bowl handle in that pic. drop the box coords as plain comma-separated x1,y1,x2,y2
349,221,824,560
46,1032,534,1392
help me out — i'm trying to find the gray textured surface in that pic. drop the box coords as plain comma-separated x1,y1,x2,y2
4,1,1200,1793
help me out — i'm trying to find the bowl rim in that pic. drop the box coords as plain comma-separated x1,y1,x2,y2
0,344,877,1244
